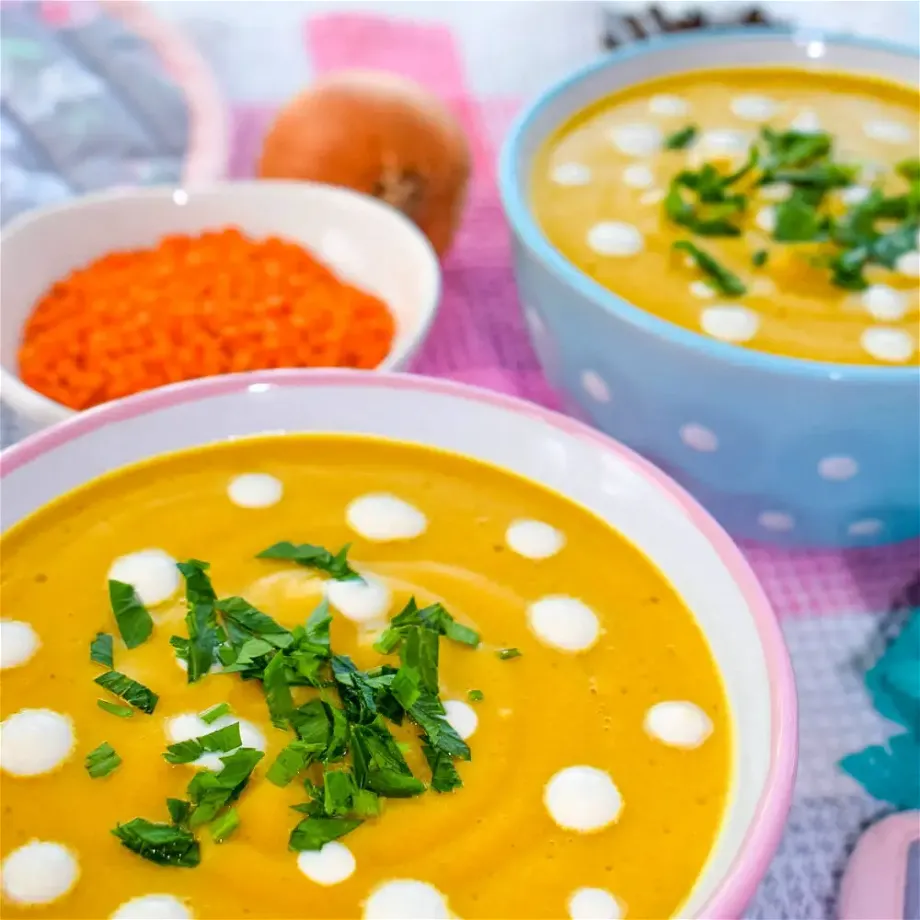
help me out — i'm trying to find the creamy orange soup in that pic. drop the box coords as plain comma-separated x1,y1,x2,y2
532,67,920,365
0,436,730,919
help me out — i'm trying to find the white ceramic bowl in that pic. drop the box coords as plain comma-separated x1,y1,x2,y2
0,181,441,435
0,369,797,919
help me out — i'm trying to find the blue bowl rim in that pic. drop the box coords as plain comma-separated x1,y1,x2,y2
498,26,920,386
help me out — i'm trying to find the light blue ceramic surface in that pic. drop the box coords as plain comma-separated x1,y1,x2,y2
499,28,920,549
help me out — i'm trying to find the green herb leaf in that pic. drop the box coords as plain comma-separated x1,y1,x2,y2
199,703,231,725
108,580,154,649
186,748,263,829
773,192,822,242
672,240,747,297
497,648,522,661
290,699,333,751
829,246,871,290
408,695,471,761
398,626,439,698
664,124,698,150
209,807,240,843
85,742,121,779
266,741,315,787
216,597,293,649
90,632,114,669
112,818,200,867
351,721,425,797
288,816,362,852
95,671,158,714
751,250,769,268
331,655,378,725
897,157,920,182
390,664,421,711
257,541,359,580
166,798,191,826
178,560,222,683
422,742,463,793
467,689,484,703
164,722,242,765
261,652,295,728
301,597,333,654
323,768,359,815
97,699,134,719
664,181,743,237
760,127,832,170
872,221,919,269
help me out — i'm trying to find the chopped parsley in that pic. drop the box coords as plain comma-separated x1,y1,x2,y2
497,648,522,660
289,816,362,852
265,740,316,787
773,191,824,243
467,689,484,703
95,670,158,714
163,722,242,765
166,798,191,826
752,249,769,268
672,240,747,298
257,541,359,580
108,580,154,649
209,807,240,843
199,702,231,725
90,632,114,669
178,560,223,684
85,742,121,779
664,124,698,150
97,699,134,719
186,747,264,830
112,818,200,867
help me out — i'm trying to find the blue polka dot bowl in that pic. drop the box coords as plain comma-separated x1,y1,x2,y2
499,28,920,549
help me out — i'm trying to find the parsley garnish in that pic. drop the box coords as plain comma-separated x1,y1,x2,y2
108,580,154,649
467,689,484,702
289,816,363,852
85,742,121,778
178,560,224,684
112,818,200,868
209,807,240,843
97,699,134,718
497,648,522,660
422,742,463,793
664,124,698,150
166,798,191,826
95,670,158,714
673,240,747,297
186,748,264,829
163,723,242,765
200,702,231,724
90,632,114,669
257,541,359,580
773,190,825,243
752,250,769,268
266,740,316,787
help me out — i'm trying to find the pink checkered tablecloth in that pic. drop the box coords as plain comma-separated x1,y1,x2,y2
4,6,918,917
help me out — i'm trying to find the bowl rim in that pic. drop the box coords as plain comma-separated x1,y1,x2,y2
498,25,920,386
0,180,442,426
0,367,799,919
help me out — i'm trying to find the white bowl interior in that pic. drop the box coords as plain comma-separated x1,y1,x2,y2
0,376,772,916
0,182,440,428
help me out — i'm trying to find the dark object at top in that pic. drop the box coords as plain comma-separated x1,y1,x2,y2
602,4,776,50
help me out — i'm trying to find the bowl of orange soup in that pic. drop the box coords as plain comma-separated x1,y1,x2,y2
0,370,795,919
499,29,920,548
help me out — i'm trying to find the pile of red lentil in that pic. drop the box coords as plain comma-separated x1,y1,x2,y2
18,228,396,410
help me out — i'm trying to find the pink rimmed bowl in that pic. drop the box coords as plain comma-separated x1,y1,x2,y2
0,369,796,919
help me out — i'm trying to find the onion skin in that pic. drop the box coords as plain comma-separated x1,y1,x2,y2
258,70,472,257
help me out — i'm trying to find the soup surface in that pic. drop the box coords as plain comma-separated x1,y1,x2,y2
532,67,920,365
0,436,730,919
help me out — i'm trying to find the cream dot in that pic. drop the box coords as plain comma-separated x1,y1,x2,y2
444,700,478,740
864,120,912,145
644,701,713,749
848,518,884,537
895,250,920,278
107,549,179,607
758,511,795,532
622,163,655,189
297,842,356,886
581,370,610,403
731,94,778,121
227,473,283,508
750,277,777,297
790,109,821,133
346,493,427,542
165,714,265,770
527,596,599,653
689,280,715,299
861,327,916,363
112,895,192,919
649,94,689,116
701,306,760,343
568,887,624,920
698,129,750,157
755,206,777,234
363,880,450,919
0,709,75,776
0,620,39,669
638,188,665,206
679,423,719,452
326,576,391,624
609,123,663,157
818,456,859,481
544,766,623,832
861,284,909,321
506,519,566,559
552,162,592,186
758,182,792,203
1,841,79,906
586,222,644,257
839,185,871,206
